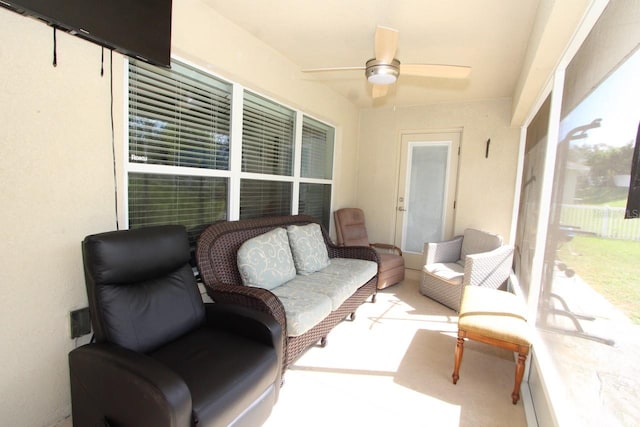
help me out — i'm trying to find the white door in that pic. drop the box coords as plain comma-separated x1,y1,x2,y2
395,132,460,270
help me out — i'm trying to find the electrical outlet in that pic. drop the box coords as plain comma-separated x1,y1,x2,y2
70,307,91,338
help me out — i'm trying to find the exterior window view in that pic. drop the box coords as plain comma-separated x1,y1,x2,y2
539,48,640,426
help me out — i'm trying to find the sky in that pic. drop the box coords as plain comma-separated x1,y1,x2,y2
560,48,640,149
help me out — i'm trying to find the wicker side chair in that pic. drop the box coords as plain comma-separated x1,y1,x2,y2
419,228,514,312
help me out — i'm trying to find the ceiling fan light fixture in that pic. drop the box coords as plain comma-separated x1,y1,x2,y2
365,58,400,85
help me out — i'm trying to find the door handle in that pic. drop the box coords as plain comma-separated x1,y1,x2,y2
398,207,407,212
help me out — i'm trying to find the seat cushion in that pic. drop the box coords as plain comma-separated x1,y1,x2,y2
270,286,333,337
281,258,377,309
286,223,330,275
150,326,279,427
458,286,530,346
237,227,297,290
424,262,464,285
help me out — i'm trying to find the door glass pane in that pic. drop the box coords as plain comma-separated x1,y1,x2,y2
405,144,448,253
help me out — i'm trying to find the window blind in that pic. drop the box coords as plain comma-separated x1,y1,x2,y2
301,116,334,179
240,179,292,219
242,91,295,176
299,183,332,230
128,173,228,245
129,60,231,170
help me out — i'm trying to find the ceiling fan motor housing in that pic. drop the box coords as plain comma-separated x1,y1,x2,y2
366,58,400,85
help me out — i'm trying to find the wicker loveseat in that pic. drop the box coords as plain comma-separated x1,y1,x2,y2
196,214,379,371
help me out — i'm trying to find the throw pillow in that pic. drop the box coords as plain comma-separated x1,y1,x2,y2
237,227,296,289
287,223,330,275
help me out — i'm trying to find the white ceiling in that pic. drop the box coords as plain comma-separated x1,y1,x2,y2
202,0,586,112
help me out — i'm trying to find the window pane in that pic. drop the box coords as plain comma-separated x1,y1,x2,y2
129,60,231,170
538,43,640,425
301,116,334,179
239,179,292,219
128,173,228,246
299,183,331,230
242,91,295,176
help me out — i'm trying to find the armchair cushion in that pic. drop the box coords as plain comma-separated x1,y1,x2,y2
286,223,330,275
237,227,297,290
424,262,465,285
82,227,205,353
458,228,503,266
150,326,279,426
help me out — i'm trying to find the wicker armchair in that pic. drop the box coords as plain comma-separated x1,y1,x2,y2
419,228,514,311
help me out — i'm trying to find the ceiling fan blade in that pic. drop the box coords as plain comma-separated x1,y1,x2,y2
401,63,471,79
302,66,365,73
374,25,398,63
372,84,389,98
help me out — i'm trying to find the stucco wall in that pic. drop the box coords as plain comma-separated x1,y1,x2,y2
0,1,360,425
357,99,521,250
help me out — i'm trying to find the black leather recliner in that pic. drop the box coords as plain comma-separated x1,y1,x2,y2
69,225,282,427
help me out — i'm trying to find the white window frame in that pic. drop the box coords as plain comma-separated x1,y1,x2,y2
122,55,336,232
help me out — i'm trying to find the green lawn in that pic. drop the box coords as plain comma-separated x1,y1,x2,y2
557,235,640,323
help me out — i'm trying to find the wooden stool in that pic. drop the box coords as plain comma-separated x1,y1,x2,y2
452,285,531,404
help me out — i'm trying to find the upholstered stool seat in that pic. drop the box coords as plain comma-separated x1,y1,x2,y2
452,285,531,404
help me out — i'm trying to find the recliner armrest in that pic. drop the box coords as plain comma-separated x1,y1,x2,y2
371,242,403,256
69,342,192,427
424,235,464,265
204,303,283,358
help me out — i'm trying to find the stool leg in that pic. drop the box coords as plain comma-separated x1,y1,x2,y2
452,336,464,384
512,351,527,404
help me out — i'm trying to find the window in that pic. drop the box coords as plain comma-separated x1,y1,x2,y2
298,116,335,230
242,91,295,176
301,116,334,180
515,2,640,424
126,59,335,245
535,48,640,426
127,60,231,245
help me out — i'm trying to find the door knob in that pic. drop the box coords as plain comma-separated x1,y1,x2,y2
398,207,407,211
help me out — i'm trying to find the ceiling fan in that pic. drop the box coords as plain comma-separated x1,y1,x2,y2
302,25,471,98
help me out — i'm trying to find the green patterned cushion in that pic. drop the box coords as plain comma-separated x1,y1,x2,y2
270,286,333,337
237,227,296,290
286,223,330,275
283,258,377,309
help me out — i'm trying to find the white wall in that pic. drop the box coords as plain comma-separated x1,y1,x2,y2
357,99,521,248
0,10,117,426
0,1,360,425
